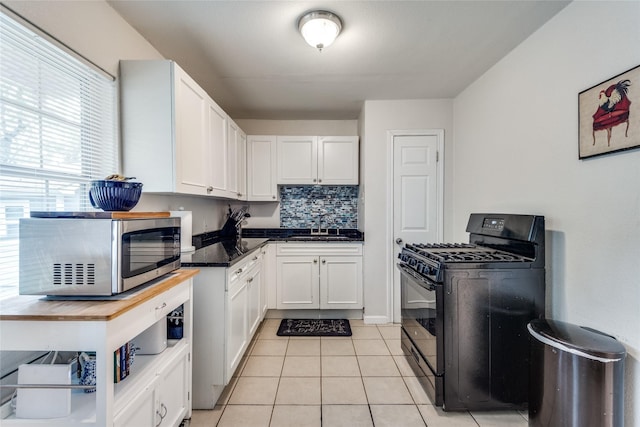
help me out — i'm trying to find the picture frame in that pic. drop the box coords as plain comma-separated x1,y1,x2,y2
578,64,640,159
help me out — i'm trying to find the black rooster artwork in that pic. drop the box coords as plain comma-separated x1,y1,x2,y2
592,79,632,146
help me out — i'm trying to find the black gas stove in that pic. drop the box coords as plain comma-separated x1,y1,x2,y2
398,213,546,412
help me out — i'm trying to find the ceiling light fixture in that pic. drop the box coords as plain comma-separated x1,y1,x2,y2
298,10,342,52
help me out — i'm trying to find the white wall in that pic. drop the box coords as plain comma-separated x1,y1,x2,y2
3,0,162,76
452,2,640,424
360,99,454,322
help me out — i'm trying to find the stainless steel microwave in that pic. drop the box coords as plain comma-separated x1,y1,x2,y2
19,216,181,296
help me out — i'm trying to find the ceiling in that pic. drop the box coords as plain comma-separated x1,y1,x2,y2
107,1,570,120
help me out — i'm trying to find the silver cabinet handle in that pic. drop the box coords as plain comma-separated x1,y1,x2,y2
155,302,167,311
272,195,276,199
206,186,213,193
313,259,318,264
247,277,254,283
236,268,243,275
395,238,403,245
156,402,167,426
322,259,326,264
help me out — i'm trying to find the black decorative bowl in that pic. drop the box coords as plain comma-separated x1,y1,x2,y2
89,180,143,211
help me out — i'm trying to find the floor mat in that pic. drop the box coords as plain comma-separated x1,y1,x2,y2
276,319,352,337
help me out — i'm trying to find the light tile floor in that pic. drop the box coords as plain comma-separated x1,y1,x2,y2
189,319,528,427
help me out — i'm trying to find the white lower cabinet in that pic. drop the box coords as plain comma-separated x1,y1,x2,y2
246,260,262,338
263,243,277,311
226,269,248,380
114,377,158,427
276,243,363,310
192,246,266,409
277,255,318,308
320,256,363,309
157,343,190,427
114,343,188,427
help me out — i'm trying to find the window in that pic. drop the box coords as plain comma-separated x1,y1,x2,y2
0,8,117,299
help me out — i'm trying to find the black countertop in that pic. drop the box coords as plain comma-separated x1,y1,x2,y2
180,237,269,267
242,228,364,241
181,228,364,267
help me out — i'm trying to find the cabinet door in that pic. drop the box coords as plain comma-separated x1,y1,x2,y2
113,372,159,427
226,120,240,198
277,136,317,184
174,65,209,195
246,264,262,338
277,256,319,309
237,129,247,200
247,135,278,201
320,256,363,309
208,100,228,197
262,244,275,313
318,136,359,185
157,345,189,427
227,277,248,380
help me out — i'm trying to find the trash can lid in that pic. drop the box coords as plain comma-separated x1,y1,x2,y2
528,319,626,362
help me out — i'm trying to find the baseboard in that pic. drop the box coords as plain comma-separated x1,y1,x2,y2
265,309,363,320
363,315,391,325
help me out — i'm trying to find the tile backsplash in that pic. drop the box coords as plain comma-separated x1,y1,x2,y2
279,186,358,229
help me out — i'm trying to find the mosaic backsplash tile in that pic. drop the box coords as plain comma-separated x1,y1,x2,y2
280,186,358,229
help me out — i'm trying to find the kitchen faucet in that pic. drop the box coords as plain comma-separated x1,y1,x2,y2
311,214,329,235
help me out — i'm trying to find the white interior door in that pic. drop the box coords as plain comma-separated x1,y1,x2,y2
391,131,443,323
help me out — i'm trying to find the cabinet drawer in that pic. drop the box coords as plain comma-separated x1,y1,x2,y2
227,249,263,289
276,242,363,256
110,279,190,346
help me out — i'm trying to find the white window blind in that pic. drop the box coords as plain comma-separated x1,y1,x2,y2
0,8,117,299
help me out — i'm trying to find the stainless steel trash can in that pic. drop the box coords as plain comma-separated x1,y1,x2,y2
528,319,626,427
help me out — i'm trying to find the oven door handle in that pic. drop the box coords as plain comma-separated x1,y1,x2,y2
397,263,438,291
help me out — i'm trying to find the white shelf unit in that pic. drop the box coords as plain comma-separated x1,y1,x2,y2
0,270,196,427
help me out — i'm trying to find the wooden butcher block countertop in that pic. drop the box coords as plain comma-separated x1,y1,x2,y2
0,268,199,322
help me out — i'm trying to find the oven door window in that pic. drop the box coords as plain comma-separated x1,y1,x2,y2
401,269,441,374
122,227,180,278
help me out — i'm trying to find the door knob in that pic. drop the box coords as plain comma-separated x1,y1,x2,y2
395,238,403,245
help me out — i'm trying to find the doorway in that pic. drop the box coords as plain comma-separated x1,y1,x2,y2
388,130,444,323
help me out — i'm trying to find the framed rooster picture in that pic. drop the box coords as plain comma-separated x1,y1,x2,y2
579,65,640,159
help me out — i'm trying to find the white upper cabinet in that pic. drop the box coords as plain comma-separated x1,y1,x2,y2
226,118,247,200
120,60,244,200
238,128,247,201
277,136,317,184
174,69,209,194
227,119,240,198
277,136,359,185
247,135,278,201
318,136,360,185
207,100,228,198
